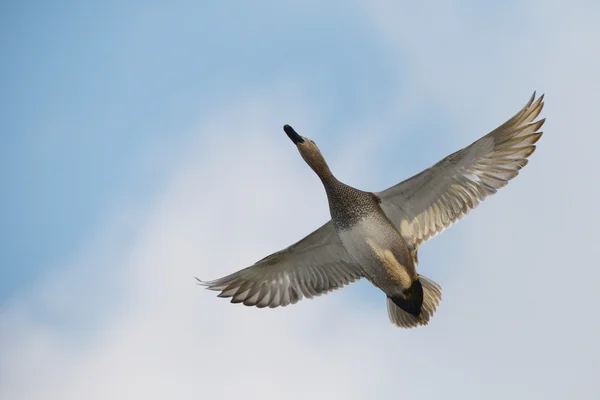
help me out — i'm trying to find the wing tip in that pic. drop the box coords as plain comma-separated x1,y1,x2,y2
527,91,545,112
195,276,224,291
195,277,206,286
530,90,545,101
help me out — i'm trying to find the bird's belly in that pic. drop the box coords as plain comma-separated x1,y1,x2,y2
337,218,413,291
338,221,383,264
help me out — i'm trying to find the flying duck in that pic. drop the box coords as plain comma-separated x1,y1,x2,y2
198,93,544,328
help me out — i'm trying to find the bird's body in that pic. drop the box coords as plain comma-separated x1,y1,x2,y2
324,182,415,295
199,93,545,328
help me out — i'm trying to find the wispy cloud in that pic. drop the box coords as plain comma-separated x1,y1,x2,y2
0,84,394,399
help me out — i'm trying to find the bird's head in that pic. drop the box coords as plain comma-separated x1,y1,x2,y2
283,124,331,179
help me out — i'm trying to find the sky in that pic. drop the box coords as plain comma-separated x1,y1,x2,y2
1,1,599,399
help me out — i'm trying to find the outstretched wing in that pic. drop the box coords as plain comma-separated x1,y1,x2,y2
198,221,362,308
377,92,545,249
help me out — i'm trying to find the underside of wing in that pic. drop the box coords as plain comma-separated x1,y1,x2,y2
198,221,363,308
378,92,545,249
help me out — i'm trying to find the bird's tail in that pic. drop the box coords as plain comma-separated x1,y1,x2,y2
386,275,442,328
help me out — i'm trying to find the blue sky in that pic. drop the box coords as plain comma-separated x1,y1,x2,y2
0,1,401,299
2,1,599,399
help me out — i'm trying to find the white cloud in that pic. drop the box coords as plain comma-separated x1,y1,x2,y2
0,82,406,400
2,2,600,399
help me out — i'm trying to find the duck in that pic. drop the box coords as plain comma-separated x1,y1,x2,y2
198,93,545,328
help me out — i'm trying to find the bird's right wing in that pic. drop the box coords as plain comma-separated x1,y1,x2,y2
377,92,545,249
198,221,362,308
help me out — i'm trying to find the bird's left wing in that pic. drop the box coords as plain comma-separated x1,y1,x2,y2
198,221,362,308
377,92,545,250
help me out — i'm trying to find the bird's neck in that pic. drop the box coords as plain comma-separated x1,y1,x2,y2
308,157,335,183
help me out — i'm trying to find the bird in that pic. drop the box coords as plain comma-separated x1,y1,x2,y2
198,92,545,328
